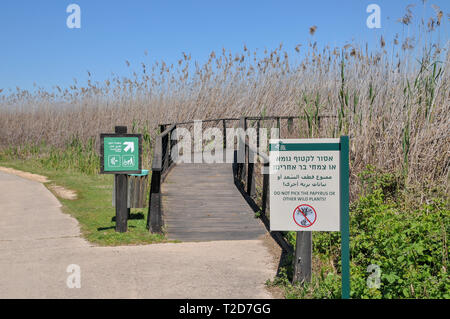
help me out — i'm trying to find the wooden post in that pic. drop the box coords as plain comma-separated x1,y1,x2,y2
170,125,177,166
293,231,312,284
261,162,269,216
147,136,163,233
237,117,246,181
256,120,260,149
287,117,294,135
247,146,255,197
287,120,312,285
115,174,128,232
222,119,226,150
114,126,129,232
148,170,162,233
242,117,247,182
115,126,127,134
163,134,169,171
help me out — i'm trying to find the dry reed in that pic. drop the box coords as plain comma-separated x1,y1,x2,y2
0,4,448,196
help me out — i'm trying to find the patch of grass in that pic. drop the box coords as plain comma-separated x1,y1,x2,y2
0,158,168,246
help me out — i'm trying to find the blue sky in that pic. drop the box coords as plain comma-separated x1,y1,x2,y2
1,0,448,92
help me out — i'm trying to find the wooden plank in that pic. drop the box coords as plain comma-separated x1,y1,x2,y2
166,226,265,233
167,231,265,241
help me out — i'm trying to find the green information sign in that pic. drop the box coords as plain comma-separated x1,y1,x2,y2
100,134,142,174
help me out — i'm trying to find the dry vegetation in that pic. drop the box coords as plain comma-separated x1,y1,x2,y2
0,3,448,195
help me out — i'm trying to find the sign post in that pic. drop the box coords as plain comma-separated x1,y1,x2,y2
114,172,128,232
100,126,142,232
340,136,350,299
293,231,312,283
269,137,350,298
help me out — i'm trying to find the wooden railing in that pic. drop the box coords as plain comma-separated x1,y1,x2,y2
147,114,336,235
146,124,176,233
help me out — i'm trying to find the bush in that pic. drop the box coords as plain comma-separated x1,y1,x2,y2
270,166,449,299
350,189,449,298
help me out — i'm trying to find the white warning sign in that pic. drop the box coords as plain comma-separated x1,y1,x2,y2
269,139,341,231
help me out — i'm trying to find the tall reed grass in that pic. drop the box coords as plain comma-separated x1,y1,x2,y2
0,3,448,194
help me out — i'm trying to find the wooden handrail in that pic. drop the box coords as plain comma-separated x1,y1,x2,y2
159,118,240,127
159,114,336,127
245,114,336,120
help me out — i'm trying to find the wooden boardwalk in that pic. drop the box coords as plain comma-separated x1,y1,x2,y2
161,160,266,241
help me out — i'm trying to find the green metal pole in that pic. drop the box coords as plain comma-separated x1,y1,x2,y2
340,135,350,299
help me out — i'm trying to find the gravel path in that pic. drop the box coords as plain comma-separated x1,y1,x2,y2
0,170,278,298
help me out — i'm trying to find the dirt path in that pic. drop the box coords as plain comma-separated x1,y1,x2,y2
0,170,279,298
0,166,77,200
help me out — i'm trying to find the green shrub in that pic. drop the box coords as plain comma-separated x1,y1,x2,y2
350,191,449,298
270,166,449,299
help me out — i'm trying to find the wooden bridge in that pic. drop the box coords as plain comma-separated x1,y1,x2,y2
162,159,265,241
146,116,335,244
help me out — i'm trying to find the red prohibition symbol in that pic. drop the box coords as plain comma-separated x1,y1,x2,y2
293,204,317,228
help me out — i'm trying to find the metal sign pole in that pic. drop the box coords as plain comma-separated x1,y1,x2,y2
340,136,350,299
